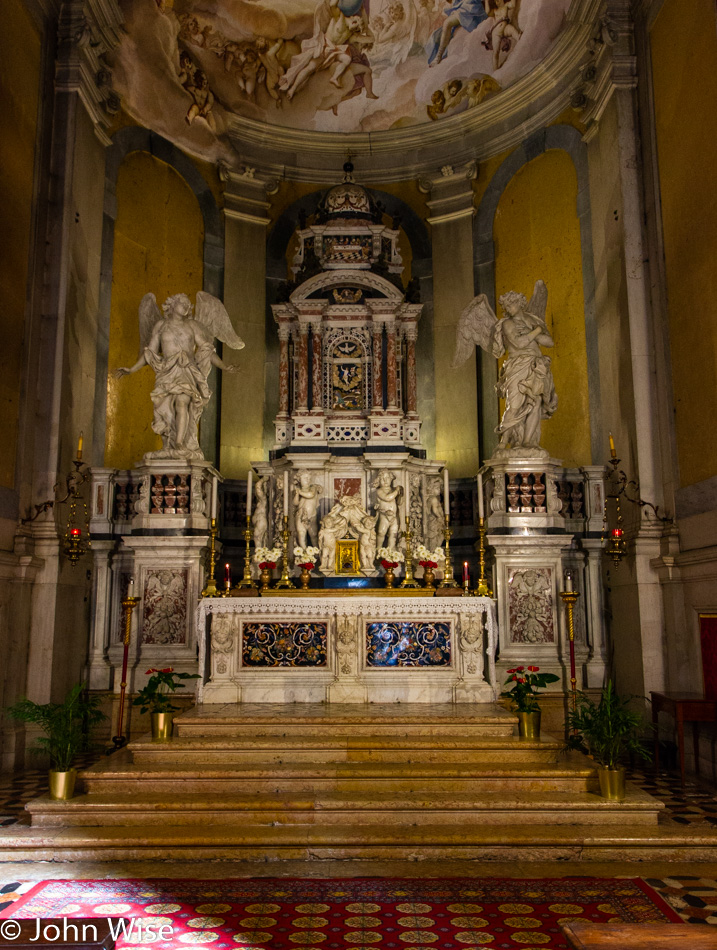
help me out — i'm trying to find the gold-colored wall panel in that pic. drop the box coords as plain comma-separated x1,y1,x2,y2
494,149,592,467
651,0,717,488
105,151,204,469
0,0,41,489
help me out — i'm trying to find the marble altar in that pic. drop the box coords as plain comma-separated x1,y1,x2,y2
198,596,497,705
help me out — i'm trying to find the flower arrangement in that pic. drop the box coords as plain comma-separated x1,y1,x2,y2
414,544,446,569
293,546,320,569
132,667,200,715
252,546,283,570
500,664,560,713
377,547,404,570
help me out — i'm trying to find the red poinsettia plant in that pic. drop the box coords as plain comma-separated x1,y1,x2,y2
132,667,200,715
500,664,560,713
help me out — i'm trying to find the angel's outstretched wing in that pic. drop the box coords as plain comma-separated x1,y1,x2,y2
138,293,162,354
451,294,502,367
526,279,548,326
195,291,245,350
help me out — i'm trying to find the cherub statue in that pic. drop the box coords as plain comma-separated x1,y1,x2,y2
453,280,557,457
252,476,269,549
424,476,445,551
114,292,244,461
373,470,403,551
293,471,323,549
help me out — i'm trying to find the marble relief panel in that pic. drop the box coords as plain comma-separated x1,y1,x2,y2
242,622,328,667
141,569,188,644
508,567,554,644
365,620,451,667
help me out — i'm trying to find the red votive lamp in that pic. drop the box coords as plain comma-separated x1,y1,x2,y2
611,528,623,538
70,527,81,538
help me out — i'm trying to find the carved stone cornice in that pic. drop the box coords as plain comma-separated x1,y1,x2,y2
220,165,279,226
418,161,478,226
55,0,124,147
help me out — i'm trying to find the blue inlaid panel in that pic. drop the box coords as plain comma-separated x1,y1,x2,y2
365,621,452,668
242,622,328,668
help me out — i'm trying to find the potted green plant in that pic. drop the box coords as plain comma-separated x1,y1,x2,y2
6,684,106,800
133,667,199,740
568,681,651,800
501,665,560,739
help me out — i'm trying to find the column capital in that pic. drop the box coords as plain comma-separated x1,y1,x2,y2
220,165,278,226
418,161,478,226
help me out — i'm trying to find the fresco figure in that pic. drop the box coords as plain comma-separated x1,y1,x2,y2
426,0,489,66
482,0,522,69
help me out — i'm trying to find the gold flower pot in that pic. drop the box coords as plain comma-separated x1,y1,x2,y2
151,712,174,741
597,765,626,801
517,710,541,740
49,768,77,801
300,567,312,590
384,568,395,589
259,567,272,591
423,567,436,589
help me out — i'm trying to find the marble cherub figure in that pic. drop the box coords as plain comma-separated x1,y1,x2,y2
293,471,323,549
452,280,557,457
114,292,244,461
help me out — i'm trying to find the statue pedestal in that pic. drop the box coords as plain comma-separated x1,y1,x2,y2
484,455,566,531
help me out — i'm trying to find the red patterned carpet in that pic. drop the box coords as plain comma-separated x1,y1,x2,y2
3,877,681,948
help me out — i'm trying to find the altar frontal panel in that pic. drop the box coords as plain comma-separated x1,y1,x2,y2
365,620,452,668
242,621,328,667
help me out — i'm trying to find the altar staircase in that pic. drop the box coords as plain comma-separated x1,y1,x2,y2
2,703,717,863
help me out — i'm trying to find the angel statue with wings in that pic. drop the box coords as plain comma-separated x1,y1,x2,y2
114,292,244,461
453,280,557,457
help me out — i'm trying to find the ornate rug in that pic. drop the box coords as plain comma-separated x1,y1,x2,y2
2,878,681,948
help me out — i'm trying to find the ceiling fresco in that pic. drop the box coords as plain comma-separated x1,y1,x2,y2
111,0,572,160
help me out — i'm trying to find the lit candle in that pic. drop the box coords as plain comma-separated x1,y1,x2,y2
211,476,218,521
477,472,484,520
564,570,573,593
224,562,231,584
283,470,289,517
76,431,84,461
443,467,450,517
127,576,134,598
609,432,616,459
70,527,81,538
247,469,253,517
612,527,623,538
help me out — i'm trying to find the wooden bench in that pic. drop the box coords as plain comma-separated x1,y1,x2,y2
0,918,126,949
561,921,717,949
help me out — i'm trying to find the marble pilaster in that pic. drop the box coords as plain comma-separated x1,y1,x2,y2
372,325,383,411
311,322,323,412
386,322,398,410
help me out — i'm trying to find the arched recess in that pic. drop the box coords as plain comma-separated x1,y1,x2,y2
93,128,224,467
265,188,435,457
474,125,601,464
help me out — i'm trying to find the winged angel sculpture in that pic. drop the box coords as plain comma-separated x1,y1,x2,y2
453,281,557,457
114,292,244,461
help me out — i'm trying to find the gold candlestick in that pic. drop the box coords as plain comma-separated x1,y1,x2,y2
201,518,220,597
236,515,255,589
559,587,580,718
274,514,295,589
475,517,493,597
400,516,421,589
111,593,140,750
439,516,460,589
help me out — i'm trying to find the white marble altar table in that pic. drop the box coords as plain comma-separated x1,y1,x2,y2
197,596,497,704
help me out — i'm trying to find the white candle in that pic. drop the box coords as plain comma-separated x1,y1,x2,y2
247,469,253,517
283,470,289,517
211,476,218,521
127,576,134,598
565,570,573,593
404,470,410,522
477,473,484,520
443,467,450,516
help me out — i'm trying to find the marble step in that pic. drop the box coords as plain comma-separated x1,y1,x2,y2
1,821,715,863
78,755,598,795
127,734,564,766
26,785,663,828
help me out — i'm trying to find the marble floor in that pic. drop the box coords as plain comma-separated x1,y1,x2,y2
0,762,716,925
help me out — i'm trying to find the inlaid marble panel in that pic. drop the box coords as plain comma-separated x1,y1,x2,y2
365,621,451,668
508,566,554,643
141,569,188,644
242,622,328,667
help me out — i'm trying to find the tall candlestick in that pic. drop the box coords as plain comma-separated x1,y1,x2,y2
477,473,484,520
76,431,84,461
283,471,289,516
609,432,616,459
211,477,218,521
443,467,450,516
247,469,253,517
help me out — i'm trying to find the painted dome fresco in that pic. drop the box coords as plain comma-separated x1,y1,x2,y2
111,0,573,161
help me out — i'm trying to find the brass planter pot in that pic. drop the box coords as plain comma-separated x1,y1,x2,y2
299,567,312,590
423,568,436,589
517,710,541,740
49,768,77,801
151,712,174,741
597,765,626,801
259,567,272,591
384,568,395,589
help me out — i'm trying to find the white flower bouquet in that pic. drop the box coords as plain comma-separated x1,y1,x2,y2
253,546,283,569
414,544,446,568
294,546,320,568
378,547,405,569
